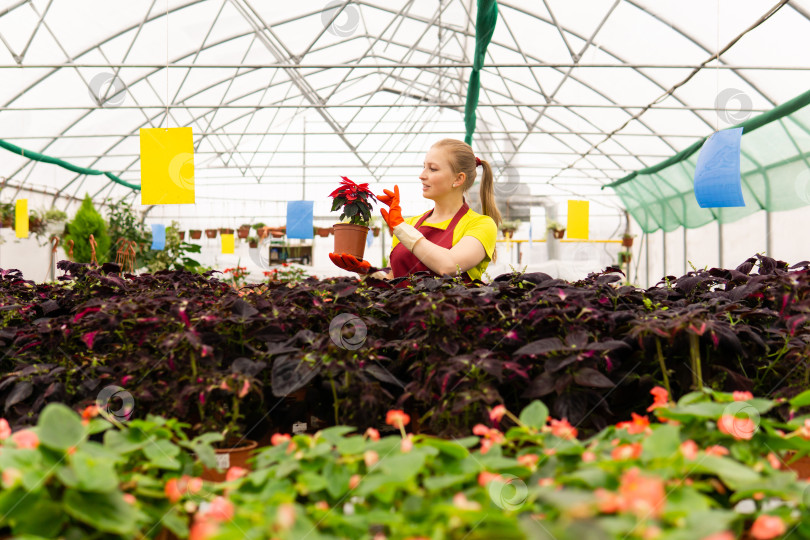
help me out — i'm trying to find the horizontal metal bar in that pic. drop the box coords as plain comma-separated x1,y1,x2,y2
0,104,766,111
1,63,807,70
0,131,702,139
42,150,675,159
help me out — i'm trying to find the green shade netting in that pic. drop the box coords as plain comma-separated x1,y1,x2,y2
464,0,498,146
0,138,140,191
604,88,810,233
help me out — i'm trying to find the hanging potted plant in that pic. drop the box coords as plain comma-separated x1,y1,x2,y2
618,251,632,265
248,236,259,249
270,227,285,238
499,219,520,240
316,226,331,238
621,233,635,248
205,229,218,239
237,224,251,239
547,220,566,239
190,229,203,240
329,176,376,259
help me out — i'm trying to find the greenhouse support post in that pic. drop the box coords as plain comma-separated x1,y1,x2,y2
718,222,724,269
766,210,772,255
683,228,687,276
645,232,650,288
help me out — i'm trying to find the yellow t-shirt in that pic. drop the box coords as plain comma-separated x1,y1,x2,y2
390,208,497,281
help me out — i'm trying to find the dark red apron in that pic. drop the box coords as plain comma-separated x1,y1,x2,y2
390,202,473,283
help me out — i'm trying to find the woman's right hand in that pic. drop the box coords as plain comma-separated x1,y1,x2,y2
329,253,371,274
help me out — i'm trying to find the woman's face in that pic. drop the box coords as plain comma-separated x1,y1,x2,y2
419,145,461,200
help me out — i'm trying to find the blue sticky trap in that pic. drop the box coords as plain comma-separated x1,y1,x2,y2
286,200,314,239
366,229,373,247
151,224,166,250
694,128,746,208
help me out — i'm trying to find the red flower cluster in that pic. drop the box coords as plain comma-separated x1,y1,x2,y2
329,176,376,226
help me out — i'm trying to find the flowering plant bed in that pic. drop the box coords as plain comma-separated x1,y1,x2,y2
4,389,810,538
0,254,808,442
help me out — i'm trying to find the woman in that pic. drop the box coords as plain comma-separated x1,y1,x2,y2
330,139,501,282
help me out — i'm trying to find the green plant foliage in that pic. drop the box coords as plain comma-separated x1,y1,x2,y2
105,196,148,264
63,195,110,263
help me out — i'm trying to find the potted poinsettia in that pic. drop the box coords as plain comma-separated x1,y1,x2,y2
329,176,376,259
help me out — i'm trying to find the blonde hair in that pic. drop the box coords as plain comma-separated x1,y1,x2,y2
432,138,502,263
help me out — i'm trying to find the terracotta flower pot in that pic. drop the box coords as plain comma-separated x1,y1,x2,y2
621,237,634,248
190,230,202,240
501,228,516,240
783,452,810,479
249,241,258,248
220,228,234,235
618,252,632,265
552,229,565,239
200,439,259,482
317,227,331,238
237,227,250,239
205,229,218,238
178,231,185,241
257,227,269,239
333,223,369,259
372,226,381,237
271,230,285,238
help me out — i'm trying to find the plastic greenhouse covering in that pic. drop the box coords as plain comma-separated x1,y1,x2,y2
0,0,808,286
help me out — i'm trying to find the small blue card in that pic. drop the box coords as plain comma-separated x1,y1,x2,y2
694,128,746,208
151,224,166,250
286,200,314,239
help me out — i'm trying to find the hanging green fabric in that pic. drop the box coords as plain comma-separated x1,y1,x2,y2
464,0,498,146
603,87,810,233
0,138,140,191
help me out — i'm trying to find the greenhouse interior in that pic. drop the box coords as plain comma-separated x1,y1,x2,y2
1,0,810,538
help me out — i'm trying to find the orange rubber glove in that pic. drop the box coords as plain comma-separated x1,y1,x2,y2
329,252,371,275
377,185,404,234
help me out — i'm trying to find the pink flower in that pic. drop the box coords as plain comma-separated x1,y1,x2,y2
680,440,699,460
701,533,734,540
225,467,247,482
2,468,21,488
122,493,137,505
385,410,410,428
364,427,380,441
188,519,219,540
549,418,577,439
277,502,296,529
271,433,291,446
647,386,669,411
238,379,250,398
349,474,361,490
452,492,481,511
165,478,183,503
705,445,729,456
733,391,754,401
750,515,786,539
11,430,38,449
616,468,667,518
616,413,650,435
400,434,414,453
364,450,379,468
205,496,234,522
489,405,507,423
0,418,10,439
581,451,596,463
478,471,501,486
718,415,757,440
517,454,539,468
611,443,642,461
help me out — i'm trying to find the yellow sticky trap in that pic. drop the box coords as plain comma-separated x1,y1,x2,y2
221,234,235,254
140,127,195,204
15,199,28,238
567,200,589,239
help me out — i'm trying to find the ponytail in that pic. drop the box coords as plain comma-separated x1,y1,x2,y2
477,159,501,263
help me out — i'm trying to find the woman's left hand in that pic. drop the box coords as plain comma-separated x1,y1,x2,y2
377,185,403,234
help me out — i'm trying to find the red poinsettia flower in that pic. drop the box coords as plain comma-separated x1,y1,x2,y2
329,176,376,226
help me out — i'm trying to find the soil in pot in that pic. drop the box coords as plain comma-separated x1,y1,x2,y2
200,439,259,482
333,223,369,259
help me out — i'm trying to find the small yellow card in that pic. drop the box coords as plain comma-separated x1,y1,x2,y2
221,233,234,254
567,200,590,239
140,127,195,205
15,199,28,238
